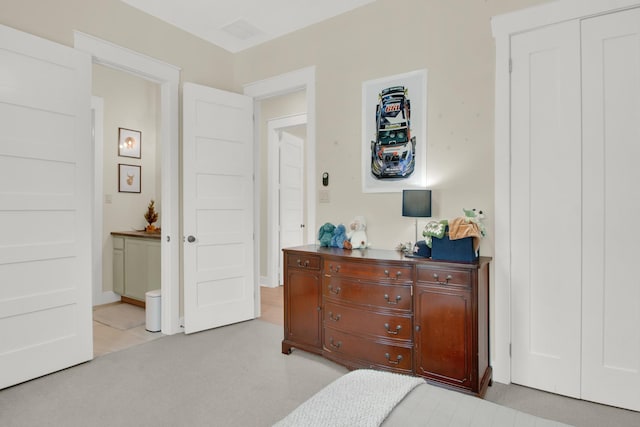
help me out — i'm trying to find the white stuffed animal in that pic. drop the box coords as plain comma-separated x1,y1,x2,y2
347,216,369,249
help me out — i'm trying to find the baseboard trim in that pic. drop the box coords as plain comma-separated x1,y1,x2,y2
93,291,121,307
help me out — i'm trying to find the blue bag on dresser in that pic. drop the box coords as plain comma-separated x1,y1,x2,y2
431,226,478,262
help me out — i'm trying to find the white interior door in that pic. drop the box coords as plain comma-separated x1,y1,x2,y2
510,21,583,398
278,131,305,285
0,24,93,388
581,7,640,411
183,82,255,334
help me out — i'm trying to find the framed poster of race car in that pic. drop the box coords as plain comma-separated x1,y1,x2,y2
361,69,427,193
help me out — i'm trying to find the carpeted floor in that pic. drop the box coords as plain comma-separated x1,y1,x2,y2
0,319,347,427
1,319,639,427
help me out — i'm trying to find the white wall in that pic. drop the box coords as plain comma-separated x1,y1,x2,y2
92,64,160,293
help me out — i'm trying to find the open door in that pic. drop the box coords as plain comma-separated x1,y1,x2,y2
278,131,305,285
182,83,255,334
0,24,93,388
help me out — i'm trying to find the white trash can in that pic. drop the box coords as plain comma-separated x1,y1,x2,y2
145,289,161,332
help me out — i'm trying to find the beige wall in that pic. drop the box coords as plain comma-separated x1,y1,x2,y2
0,0,552,288
234,0,550,254
93,64,161,293
0,0,234,90
0,0,236,302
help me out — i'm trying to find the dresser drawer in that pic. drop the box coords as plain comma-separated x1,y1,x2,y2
323,277,412,311
324,327,413,373
416,266,471,288
325,259,412,283
324,301,412,342
286,253,321,270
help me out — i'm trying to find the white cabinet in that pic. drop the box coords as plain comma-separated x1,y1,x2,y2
112,232,161,303
493,1,640,411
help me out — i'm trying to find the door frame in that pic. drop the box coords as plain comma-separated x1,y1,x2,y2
244,66,316,313
91,95,120,306
266,114,307,288
74,32,182,335
491,0,640,384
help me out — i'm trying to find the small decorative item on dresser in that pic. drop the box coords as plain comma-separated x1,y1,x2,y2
144,199,159,233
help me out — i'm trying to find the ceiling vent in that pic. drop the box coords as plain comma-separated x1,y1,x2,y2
221,18,264,40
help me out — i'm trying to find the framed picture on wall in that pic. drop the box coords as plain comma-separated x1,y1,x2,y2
118,127,142,158
361,69,428,193
118,164,141,193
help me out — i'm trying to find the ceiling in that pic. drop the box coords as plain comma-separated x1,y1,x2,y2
121,0,376,53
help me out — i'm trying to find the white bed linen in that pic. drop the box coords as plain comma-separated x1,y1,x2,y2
274,369,425,427
383,383,573,427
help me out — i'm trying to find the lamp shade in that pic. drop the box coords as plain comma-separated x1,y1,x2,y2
402,189,432,218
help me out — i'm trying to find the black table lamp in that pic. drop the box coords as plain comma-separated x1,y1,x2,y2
402,189,432,244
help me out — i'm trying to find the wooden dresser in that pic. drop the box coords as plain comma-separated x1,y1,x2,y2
282,245,492,397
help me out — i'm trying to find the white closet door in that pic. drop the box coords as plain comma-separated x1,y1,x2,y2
582,7,640,411
510,21,583,398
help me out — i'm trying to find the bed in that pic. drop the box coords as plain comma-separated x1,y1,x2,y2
274,369,572,427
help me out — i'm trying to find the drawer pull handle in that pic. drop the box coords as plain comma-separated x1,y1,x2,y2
329,264,341,273
384,353,403,365
328,312,341,322
384,323,402,335
328,285,341,295
296,259,310,267
432,273,453,285
384,294,401,305
329,338,342,349
383,270,402,279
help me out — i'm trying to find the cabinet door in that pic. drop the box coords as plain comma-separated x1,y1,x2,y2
124,239,157,301
414,285,473,390
112,237,125,295
285,268,321,349
510,20,582,398
582,7,640,412
147,242,161,293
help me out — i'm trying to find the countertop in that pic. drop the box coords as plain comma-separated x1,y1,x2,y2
111,230,161,240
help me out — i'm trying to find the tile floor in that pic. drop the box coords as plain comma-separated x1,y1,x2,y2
92,302,163,357
93,286,284,357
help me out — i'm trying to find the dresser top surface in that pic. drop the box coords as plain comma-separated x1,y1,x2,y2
284,245,491,267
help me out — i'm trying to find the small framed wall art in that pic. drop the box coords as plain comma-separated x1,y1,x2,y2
118,164,141,193
118,127,141,158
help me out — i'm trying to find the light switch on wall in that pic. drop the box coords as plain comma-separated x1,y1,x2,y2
319,189,330,203
105,194,113,204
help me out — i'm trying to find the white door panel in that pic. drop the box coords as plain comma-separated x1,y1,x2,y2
581,8,640,411
0,24,92,388
278,132,304,285
510,21,582,398
183,82,255,334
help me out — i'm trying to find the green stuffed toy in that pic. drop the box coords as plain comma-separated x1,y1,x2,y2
463,208,487,237
318,223,336,247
